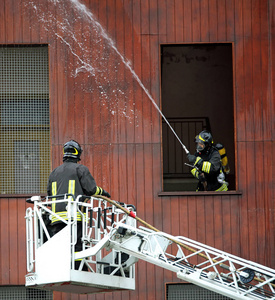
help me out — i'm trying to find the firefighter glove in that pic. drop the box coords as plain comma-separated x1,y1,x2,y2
198,172,206,182
187,153,196,164
95,186,111,198
101,189,111,198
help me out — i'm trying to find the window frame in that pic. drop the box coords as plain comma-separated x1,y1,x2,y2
0,45,50,195
160,42,238,194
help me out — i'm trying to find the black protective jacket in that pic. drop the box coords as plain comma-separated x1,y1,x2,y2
192,147,225,191
47,160,97,224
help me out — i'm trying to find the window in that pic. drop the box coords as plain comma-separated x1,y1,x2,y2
0,286,53,300
166,283,231,299
0,45,50,195
161,44,235,192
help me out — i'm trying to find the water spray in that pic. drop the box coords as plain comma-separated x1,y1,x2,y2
30,0,190,154
67,0,190,154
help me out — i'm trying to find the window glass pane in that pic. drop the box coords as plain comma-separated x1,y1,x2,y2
0,46,50,194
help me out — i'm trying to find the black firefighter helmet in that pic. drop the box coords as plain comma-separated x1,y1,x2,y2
195,130,213,153
63,140,82,161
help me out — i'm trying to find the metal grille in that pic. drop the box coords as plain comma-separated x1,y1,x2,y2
0,45,50,194
166,283,231,300
0,286,52,300
162,117,211,179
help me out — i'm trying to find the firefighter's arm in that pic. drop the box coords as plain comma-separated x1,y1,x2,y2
191,167,199,179
194,152,220,174
47,176,53,196
77,165,111,198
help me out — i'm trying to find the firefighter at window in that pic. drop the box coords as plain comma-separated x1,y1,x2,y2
186,131,228,191
47,140,111,269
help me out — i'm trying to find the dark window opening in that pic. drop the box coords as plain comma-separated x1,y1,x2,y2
161,43,235,192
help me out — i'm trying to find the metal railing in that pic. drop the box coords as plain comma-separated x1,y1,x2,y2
25,195,137,275
162,117,211,178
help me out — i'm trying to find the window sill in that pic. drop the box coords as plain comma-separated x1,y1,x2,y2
158,190,242,197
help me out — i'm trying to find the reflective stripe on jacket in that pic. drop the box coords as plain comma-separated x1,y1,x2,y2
47,160,97,224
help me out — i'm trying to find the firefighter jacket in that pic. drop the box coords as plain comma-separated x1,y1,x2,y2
47,160,97,224
191,147,228,192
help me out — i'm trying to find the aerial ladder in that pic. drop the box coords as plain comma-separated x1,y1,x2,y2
25,194,275,299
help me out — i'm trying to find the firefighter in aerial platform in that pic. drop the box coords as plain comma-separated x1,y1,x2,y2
186,130,229,191
47,140,111,269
